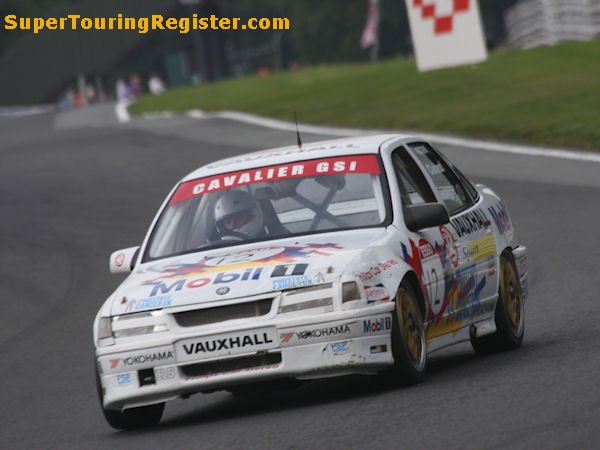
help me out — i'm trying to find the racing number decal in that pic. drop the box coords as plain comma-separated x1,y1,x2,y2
419,240,444,315
204,247,284,266
271,264,308,277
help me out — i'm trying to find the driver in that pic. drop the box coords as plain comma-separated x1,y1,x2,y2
214,190,266,239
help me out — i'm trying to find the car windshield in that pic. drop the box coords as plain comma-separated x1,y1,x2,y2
145,154,388,260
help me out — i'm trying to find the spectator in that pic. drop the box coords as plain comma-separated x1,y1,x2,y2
86,84,97,104
116,78,129,102
128,73,142,98
148,74,166,95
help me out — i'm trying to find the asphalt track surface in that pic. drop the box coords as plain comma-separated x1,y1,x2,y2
1,108,599,449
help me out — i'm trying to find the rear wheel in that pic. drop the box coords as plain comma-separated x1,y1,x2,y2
471,251,524,355
388,282,427,385
95,366,164,430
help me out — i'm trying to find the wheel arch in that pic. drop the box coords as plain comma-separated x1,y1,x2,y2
399,270,427,318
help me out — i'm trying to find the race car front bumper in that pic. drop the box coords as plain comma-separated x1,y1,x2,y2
96,303,395,411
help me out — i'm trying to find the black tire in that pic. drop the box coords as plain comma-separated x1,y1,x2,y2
387,281,427,386
95,366,164,430
471,251,524,355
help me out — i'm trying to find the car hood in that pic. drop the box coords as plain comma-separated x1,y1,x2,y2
109,228,387,316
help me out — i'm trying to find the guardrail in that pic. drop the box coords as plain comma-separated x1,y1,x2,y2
505,0,600,48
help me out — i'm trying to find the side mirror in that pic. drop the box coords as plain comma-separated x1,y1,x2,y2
404,203,450,232
109,246,140,274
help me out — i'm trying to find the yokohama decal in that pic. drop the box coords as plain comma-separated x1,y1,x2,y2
169,155,381,204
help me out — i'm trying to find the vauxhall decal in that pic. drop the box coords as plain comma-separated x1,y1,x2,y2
450,209,492,238
182,332,274,355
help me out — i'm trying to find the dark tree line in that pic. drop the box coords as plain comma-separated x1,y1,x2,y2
216,0,520,64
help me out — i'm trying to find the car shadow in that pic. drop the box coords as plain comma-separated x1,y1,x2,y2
110,340,539,435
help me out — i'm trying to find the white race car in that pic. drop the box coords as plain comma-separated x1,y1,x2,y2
94,134,528,429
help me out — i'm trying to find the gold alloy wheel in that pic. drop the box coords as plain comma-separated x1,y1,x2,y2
500,257,524,335
397,287,426,370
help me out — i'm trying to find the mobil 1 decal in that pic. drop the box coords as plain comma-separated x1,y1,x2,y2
487,200,513,239
141,244,341,297
145,267,263,297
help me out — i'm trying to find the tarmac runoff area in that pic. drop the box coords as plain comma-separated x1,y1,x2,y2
108,102,600,187
0,106,599,448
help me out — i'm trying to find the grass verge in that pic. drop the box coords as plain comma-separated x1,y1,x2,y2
130,40,600,151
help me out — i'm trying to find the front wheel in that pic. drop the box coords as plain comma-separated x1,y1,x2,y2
95,366,164,430
471,251,524,355
388,282,427,385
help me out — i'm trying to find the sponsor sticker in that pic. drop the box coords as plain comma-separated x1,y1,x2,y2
330,341,349,355
125,294,173,312
449,208,492,238
176,328,278,362
440,225,459,267
357,259,398,282
296,324,350,340
364,283,391,304
116,373,132,386
272,275,313,291
204,247,284,267
488,201,513,238
279,331,295,344
103,346,176,373
363,316,392,334
461,234,497,264
169,155,381,204
279,324,352,346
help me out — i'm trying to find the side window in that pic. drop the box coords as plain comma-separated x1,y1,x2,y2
391,148,437,206
453,166,479,201
409,143,471,215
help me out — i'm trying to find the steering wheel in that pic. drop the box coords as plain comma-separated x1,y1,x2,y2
219,231,248,242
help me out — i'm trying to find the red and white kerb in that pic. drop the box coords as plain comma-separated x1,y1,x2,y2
169,155,381,205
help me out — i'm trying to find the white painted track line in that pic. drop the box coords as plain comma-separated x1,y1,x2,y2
174,109,600,164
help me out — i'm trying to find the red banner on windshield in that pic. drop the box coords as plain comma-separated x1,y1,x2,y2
169,155,381,205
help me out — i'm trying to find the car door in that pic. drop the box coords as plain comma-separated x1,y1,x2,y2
389,147,448,332
407,142,499,333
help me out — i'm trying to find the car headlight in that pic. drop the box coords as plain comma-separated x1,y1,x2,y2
279,283,334,313
341,281,361,303
96,316,114,347
111,310,169,338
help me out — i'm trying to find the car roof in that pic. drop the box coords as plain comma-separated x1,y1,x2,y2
181,133,417,182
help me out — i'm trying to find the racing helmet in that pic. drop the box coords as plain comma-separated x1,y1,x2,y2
214,190,264,239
